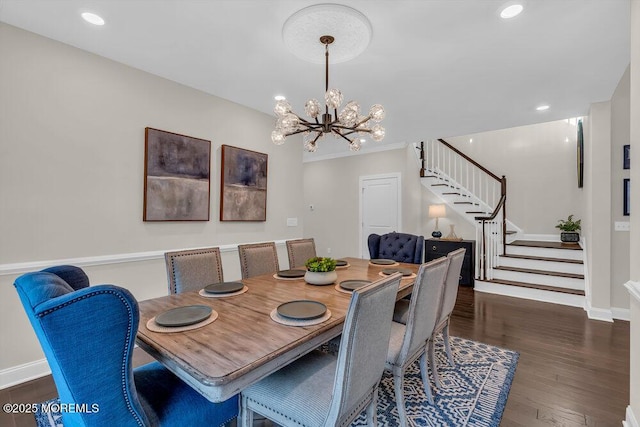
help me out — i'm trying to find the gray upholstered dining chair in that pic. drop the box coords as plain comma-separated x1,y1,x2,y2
428,247,466,386
393,248,466,388
286,238,317,268
238,242,279,279
164,247,224,294
239,273,402,427
385,257,449,426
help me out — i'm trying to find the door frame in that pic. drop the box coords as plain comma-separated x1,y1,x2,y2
359,172,402,258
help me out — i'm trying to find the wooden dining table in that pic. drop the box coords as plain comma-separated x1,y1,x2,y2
135,257,419,403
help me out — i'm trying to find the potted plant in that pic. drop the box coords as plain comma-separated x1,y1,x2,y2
556,215,581,243
304,257,338,285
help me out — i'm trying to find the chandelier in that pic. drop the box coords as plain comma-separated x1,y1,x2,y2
271,35,385,152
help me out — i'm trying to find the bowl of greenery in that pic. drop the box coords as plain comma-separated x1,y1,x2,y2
304,257,338,285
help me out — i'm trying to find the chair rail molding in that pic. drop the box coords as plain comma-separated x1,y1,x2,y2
0,240,291,276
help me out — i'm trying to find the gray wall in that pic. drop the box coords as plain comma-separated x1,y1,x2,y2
0,23,304,372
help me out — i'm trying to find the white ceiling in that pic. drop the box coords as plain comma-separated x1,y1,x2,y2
0,0,631,158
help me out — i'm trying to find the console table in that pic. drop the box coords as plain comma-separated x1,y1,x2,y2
425,238,475,287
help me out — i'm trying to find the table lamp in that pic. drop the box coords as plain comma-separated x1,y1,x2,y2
428,204,446,238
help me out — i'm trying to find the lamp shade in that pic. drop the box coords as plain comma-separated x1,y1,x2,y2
428,204,446,218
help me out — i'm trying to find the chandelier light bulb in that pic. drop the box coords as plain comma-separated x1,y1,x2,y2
304,140,317,152
274,100,292,117
325,88,344,110
369,104,385,122
271,130,286,145
349,139,362,152
371,124,385,142
304,99,320,118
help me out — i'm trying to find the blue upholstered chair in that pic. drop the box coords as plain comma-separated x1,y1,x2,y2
368,232,424,264
239,273,402,427
14,265,238,427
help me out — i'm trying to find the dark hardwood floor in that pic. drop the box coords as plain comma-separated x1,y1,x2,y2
450,288,630,427
2,288,629,427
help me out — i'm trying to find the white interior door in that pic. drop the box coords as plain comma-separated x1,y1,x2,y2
360,173,401,258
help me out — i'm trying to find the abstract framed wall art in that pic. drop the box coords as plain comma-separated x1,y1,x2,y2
624,178,630,216
220,145,267,221
143,127,211,221
624,144,630,169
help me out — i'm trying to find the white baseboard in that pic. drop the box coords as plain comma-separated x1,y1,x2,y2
0,358,50,390
624,405,639,427
585,303,614,322
474,280,585,308
612,307,631,321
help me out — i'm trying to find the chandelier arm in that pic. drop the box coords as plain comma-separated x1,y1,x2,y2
341,129,369,137
311,132,323,144
285,129,313,137
331,129,354,144
355,116,372,127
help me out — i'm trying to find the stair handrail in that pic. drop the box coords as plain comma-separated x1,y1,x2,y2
419,139,508,280
437,138,501,182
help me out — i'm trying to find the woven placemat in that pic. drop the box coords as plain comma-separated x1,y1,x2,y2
378,271,416,280
146,311,218,333
272,273,305,281
198,286,248,298
269,308,332,327
369,261,399,267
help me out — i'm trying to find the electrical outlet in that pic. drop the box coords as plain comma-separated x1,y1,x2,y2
614,221,630,231
327,248,331,254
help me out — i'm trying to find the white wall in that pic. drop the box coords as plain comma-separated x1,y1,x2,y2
0,23,304,374
584,102,613,313
626,0,639,423
611,66,631,311
303,145,424,260
445,120,584,235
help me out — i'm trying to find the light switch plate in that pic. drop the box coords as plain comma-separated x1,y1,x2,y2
614,221,630,231
287,218,298,227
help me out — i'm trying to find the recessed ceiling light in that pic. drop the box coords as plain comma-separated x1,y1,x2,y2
469,138,473,143
536,105,550,111
274,95,286,101
500,3,523,19
81,12,105,26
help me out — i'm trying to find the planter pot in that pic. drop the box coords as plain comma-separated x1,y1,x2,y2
560,232,580,243
304,270,338,286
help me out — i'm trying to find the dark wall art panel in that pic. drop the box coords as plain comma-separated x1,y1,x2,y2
220,145,267,221
144,127,211,221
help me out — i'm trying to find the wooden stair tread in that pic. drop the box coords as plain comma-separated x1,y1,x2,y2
486,279,585,296
501,254,583,264
466,211,488,214
431,183,449,187
454,201,474,205
442,192,461,195
494,266,584,279
505,230,517,235
509,240,582,250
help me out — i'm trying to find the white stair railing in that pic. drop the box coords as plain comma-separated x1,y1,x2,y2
418,139,507,281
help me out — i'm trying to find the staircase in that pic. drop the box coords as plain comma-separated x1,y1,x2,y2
416,140,586,308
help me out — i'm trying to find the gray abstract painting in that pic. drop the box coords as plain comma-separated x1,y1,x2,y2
220,145,267,221
144,128,211,221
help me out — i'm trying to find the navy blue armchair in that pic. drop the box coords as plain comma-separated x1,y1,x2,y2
368,232,424,264
14,265,238,427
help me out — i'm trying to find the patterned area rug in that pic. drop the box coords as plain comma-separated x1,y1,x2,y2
35,336,518,427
